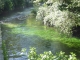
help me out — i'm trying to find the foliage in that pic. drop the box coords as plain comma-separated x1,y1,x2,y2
59,0,80,12
2,40,8,60
31,9,37,15
4,0,13,11
0,0,34,15
28,47,78,60
0,0,4,13
35,0,80,36
12,0,25,9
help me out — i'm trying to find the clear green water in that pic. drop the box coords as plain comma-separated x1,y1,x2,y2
1,8,80,60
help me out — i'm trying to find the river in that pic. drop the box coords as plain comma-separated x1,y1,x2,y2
1,7,80,60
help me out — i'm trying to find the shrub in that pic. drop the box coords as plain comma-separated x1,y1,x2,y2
35,0,80,36
31,9,37,15
28,47,78,60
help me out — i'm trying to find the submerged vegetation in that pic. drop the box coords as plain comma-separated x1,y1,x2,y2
0,0,80,60
3,15,80,59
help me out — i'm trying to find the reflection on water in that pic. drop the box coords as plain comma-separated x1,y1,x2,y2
1,8,72,60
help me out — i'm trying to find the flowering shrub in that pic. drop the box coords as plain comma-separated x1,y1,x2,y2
35,0,79,35
28,47,78,60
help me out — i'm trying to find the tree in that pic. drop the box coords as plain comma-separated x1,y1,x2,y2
0,0,4,14
0,0,34,15
35,0,80,36
4,0,13,11
12,0,25,9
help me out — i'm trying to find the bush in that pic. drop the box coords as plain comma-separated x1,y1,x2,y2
35,0,80,36
31,9,37,15
28,47,78,60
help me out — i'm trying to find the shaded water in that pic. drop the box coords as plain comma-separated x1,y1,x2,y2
1,8,79,60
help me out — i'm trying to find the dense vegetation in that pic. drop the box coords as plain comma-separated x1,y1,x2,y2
28,47,78,60
27,0,80,59
0,0,33,15
0,0,80,60
34,0,80,37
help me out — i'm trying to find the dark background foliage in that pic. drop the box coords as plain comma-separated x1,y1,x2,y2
0,0,33,15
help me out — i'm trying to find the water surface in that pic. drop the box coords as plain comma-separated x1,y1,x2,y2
1,8,79,60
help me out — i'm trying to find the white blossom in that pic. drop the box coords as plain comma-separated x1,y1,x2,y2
46,0,53,4
33,0,41,3
36,0,76,34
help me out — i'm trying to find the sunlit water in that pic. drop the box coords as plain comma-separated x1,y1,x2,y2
1,8,78,60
